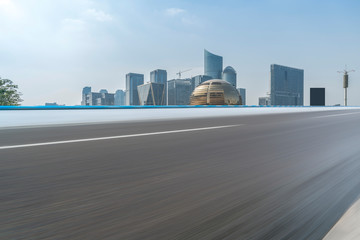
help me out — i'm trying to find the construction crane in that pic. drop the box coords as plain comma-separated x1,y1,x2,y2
338,66,355,106
176,69,192,79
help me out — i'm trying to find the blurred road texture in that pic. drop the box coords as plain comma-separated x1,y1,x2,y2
1,109,360,239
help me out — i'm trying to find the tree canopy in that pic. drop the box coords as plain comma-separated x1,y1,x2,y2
0,78,23,106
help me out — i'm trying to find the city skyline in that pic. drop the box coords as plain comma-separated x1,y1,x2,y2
1,0,359,106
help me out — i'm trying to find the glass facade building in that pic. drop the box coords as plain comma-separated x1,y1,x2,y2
223,66,237,88
270,64,304,106
114,89,126,105
81,86,91,105
150,69,167,105
190,79,241,105
126,73,144,105
168,79,192,105
204,49,223,79
137,82,165,105
237,88,246,105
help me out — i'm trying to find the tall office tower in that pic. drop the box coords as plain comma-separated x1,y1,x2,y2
99,89,108,94
270,64,304,106
150,69,167,104
81,86,91,105
204,49,223,79
114,89,126,105
191,75,212,92
223,66,237,88
126,73,144,105
237,88,246,105
168,79,192,105
310,88,325,106
137,82,165,105
259,96,271,105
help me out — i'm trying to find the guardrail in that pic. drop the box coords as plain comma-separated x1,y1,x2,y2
0,105,346,110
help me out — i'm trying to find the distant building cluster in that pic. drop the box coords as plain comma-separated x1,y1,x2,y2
80,49,329,107
81,49,245,106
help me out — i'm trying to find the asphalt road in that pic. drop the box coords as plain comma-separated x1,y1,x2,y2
1,110,360,239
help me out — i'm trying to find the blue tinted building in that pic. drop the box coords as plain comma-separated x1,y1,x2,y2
270,64,304,106
168,79,192,105
237,88,246,105
204,49,223,79
81,86,91,105
150,69,167,105
223,66,237,88
114,89,126,105
126,73,144,105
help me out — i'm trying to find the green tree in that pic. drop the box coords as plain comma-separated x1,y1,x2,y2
0,78,23,106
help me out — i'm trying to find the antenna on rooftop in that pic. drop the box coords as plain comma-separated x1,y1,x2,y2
176,69,191,79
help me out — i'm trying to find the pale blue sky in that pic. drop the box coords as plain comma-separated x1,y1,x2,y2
1,0,359,105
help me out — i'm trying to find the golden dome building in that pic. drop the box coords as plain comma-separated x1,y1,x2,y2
190,79,242,105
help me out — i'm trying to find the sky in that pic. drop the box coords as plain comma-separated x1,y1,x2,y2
1,0,359,106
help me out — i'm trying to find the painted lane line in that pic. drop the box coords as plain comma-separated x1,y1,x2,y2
312,112,360,119
0,125,243,150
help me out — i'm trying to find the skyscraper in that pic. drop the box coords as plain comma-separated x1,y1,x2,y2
223,66,237,88
126,73,144,105
270,64,304,106
310,88,325,106
150,69,167,105
204,49,223,79
237,88,246,105
114,89,126,105
168,79,192,105
137,82,165,105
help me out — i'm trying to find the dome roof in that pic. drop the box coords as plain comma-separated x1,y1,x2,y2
223,66,236,74
190,79,241,105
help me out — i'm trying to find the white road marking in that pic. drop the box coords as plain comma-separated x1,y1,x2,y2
312,112,360,119
0,125,242,150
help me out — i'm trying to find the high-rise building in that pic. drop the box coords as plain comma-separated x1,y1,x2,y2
259,96,271,105
81,86,91,105
191,75,212,92
137,82,165,105
310,88,325,106
168,79,192,105
150,69,167,104
114,89,126,105
126,73,144,105
223,66,237,88
237,88,246,105
204,49,223,79
99,89,108,94
270,64,304,106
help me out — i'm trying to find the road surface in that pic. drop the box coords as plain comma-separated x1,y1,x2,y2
1,109,360,239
